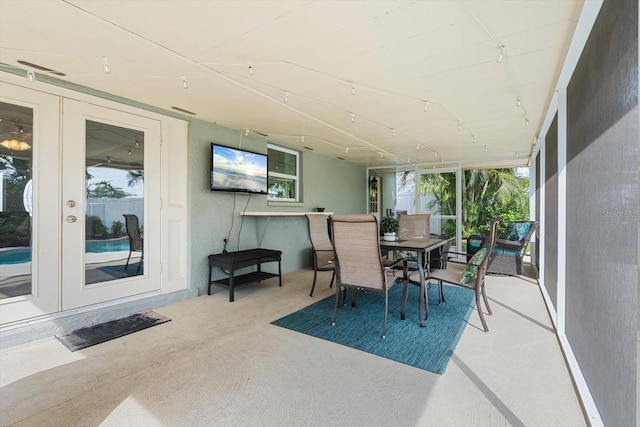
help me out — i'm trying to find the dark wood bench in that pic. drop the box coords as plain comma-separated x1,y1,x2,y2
208,248,282,301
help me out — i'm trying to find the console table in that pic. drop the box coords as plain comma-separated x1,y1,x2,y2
208,248,282,302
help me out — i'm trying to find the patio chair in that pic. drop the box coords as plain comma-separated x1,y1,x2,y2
305,214,336,297
123,214,143,274
330,214,408,338
426,216,501,332
467,220,539,276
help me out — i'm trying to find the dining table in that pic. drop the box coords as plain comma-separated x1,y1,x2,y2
379,237,448,327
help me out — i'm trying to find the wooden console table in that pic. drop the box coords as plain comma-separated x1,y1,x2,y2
208,248,282,302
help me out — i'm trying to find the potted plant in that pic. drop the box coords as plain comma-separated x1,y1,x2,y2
379,215,399,241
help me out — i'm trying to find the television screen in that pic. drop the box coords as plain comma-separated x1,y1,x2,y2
210,144,268,194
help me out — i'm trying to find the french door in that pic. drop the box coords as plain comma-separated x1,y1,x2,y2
0,83,161,324
61,99,161,310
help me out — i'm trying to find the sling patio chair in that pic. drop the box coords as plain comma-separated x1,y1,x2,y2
426,216,501,332
330,214,408,338
123,214,143,274
305,213,336,297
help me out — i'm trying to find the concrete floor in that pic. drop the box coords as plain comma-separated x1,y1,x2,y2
0,268,587,426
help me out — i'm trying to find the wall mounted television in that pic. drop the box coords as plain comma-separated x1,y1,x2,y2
210,143,268,194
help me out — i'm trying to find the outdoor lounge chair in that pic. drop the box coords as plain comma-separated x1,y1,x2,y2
427,216,501,332
467,220,539,276
305,213,336,297
123,214,143,274
330,214,408,338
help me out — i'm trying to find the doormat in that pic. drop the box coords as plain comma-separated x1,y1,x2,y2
55,310,171,352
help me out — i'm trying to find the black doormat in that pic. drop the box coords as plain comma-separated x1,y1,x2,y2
55,310,171,352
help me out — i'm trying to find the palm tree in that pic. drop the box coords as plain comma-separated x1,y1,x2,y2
126,170,144,187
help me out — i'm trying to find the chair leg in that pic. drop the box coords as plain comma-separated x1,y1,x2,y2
475,289,489,332
481,282,492,315
438,280,446,303
310,269,318,296
329,270,336,288
331,286,341,326
136,251,143,274
125,251,132,271
382,290,389,338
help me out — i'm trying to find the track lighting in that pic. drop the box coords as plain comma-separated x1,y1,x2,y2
472,135,477,143
379,152,383,158
101,57,111,74
135,140,140,148
424,101,430,112
525,117,529,126
457,122,462,131
248,65,254,76
128,150,132,156
345,147,349,154
107,157,112,164
26,68,35,82
351,84,356,95
245,129,250,136
484,145,488,152
284,91,289,102
351,112,355,123
301,135,305,143
181,76,188,89
515,152,520,158
497,45,507,63
516,97,521,107
391,128,396,137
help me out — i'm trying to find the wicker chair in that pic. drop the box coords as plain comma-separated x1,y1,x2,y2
123,214,143,274
467,220,539,276
305,214,336,297
426,216,501,332
330,214,407,338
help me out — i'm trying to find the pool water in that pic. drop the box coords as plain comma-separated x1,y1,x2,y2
0,237,130,265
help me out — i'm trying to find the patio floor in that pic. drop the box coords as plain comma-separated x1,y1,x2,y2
0,267,586,426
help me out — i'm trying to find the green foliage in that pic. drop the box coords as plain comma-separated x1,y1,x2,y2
86,215,107,238
402,168,530,239
379,215,399,234
111,220,125,237
0,211,31,248
87,180,130,199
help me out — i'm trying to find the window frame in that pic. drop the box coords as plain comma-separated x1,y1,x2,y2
267,143,300,202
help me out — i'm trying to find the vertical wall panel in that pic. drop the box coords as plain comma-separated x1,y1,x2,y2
534,152,541,271
544,115,559,311
565,0,638,425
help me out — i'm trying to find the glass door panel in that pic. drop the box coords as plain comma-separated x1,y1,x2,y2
85,120,144,285
0,102,33,299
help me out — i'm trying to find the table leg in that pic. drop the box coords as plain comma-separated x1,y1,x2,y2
229,270,235,302
418,252,428,327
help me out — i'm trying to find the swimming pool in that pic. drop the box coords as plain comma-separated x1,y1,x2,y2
0,237,130,265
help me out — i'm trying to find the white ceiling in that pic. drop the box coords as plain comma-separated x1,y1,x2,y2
0,0,585,169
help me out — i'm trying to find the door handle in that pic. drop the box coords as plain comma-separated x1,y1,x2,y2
66,215,77,223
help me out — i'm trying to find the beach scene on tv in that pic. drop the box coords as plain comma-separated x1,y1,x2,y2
211,145,268,193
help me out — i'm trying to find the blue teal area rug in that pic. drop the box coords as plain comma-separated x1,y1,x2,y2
272,284,475,374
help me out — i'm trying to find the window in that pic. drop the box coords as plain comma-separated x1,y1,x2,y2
267,144,300,201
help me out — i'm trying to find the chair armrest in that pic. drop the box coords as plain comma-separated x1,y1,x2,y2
494,239,522,248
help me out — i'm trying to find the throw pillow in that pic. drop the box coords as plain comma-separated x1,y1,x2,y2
505,222,532,241
460,248,487,284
